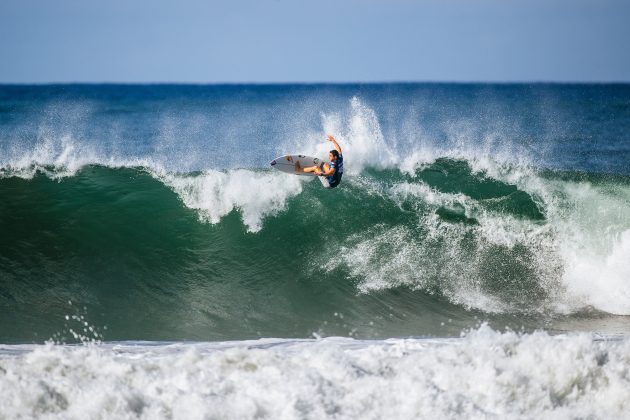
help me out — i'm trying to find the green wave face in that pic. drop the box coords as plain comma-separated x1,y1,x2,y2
1,160,630,342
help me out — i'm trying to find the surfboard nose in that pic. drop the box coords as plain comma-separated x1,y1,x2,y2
270,160,276,166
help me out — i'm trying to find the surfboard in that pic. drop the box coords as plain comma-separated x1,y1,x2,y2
270,154,332,188
270,155,322,176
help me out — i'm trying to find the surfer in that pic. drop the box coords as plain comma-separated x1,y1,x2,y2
295,134,344,188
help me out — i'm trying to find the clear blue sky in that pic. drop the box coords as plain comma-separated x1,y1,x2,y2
1,0,629,83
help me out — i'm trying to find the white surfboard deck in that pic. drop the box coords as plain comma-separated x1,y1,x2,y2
270,154,331,188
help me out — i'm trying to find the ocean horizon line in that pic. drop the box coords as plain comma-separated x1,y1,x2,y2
2,80,630,87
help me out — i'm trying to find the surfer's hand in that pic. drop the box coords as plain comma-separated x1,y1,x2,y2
326,134,335,142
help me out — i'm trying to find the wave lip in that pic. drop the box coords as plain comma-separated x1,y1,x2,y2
155,168,305,232
1,326,629,419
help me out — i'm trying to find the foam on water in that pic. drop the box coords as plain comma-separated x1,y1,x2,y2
325,178,562,314
0,135,97,179
1,326,629,419
565,229,630,315
156,169,304,233
466,161,630,314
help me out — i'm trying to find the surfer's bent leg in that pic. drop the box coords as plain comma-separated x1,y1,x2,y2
300,165,319,173
297,162,326,175
295,162,318,173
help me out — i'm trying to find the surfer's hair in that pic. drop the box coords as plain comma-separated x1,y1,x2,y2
330,150,340,159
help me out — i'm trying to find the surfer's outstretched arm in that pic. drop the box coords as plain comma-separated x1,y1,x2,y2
327,134,342,154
